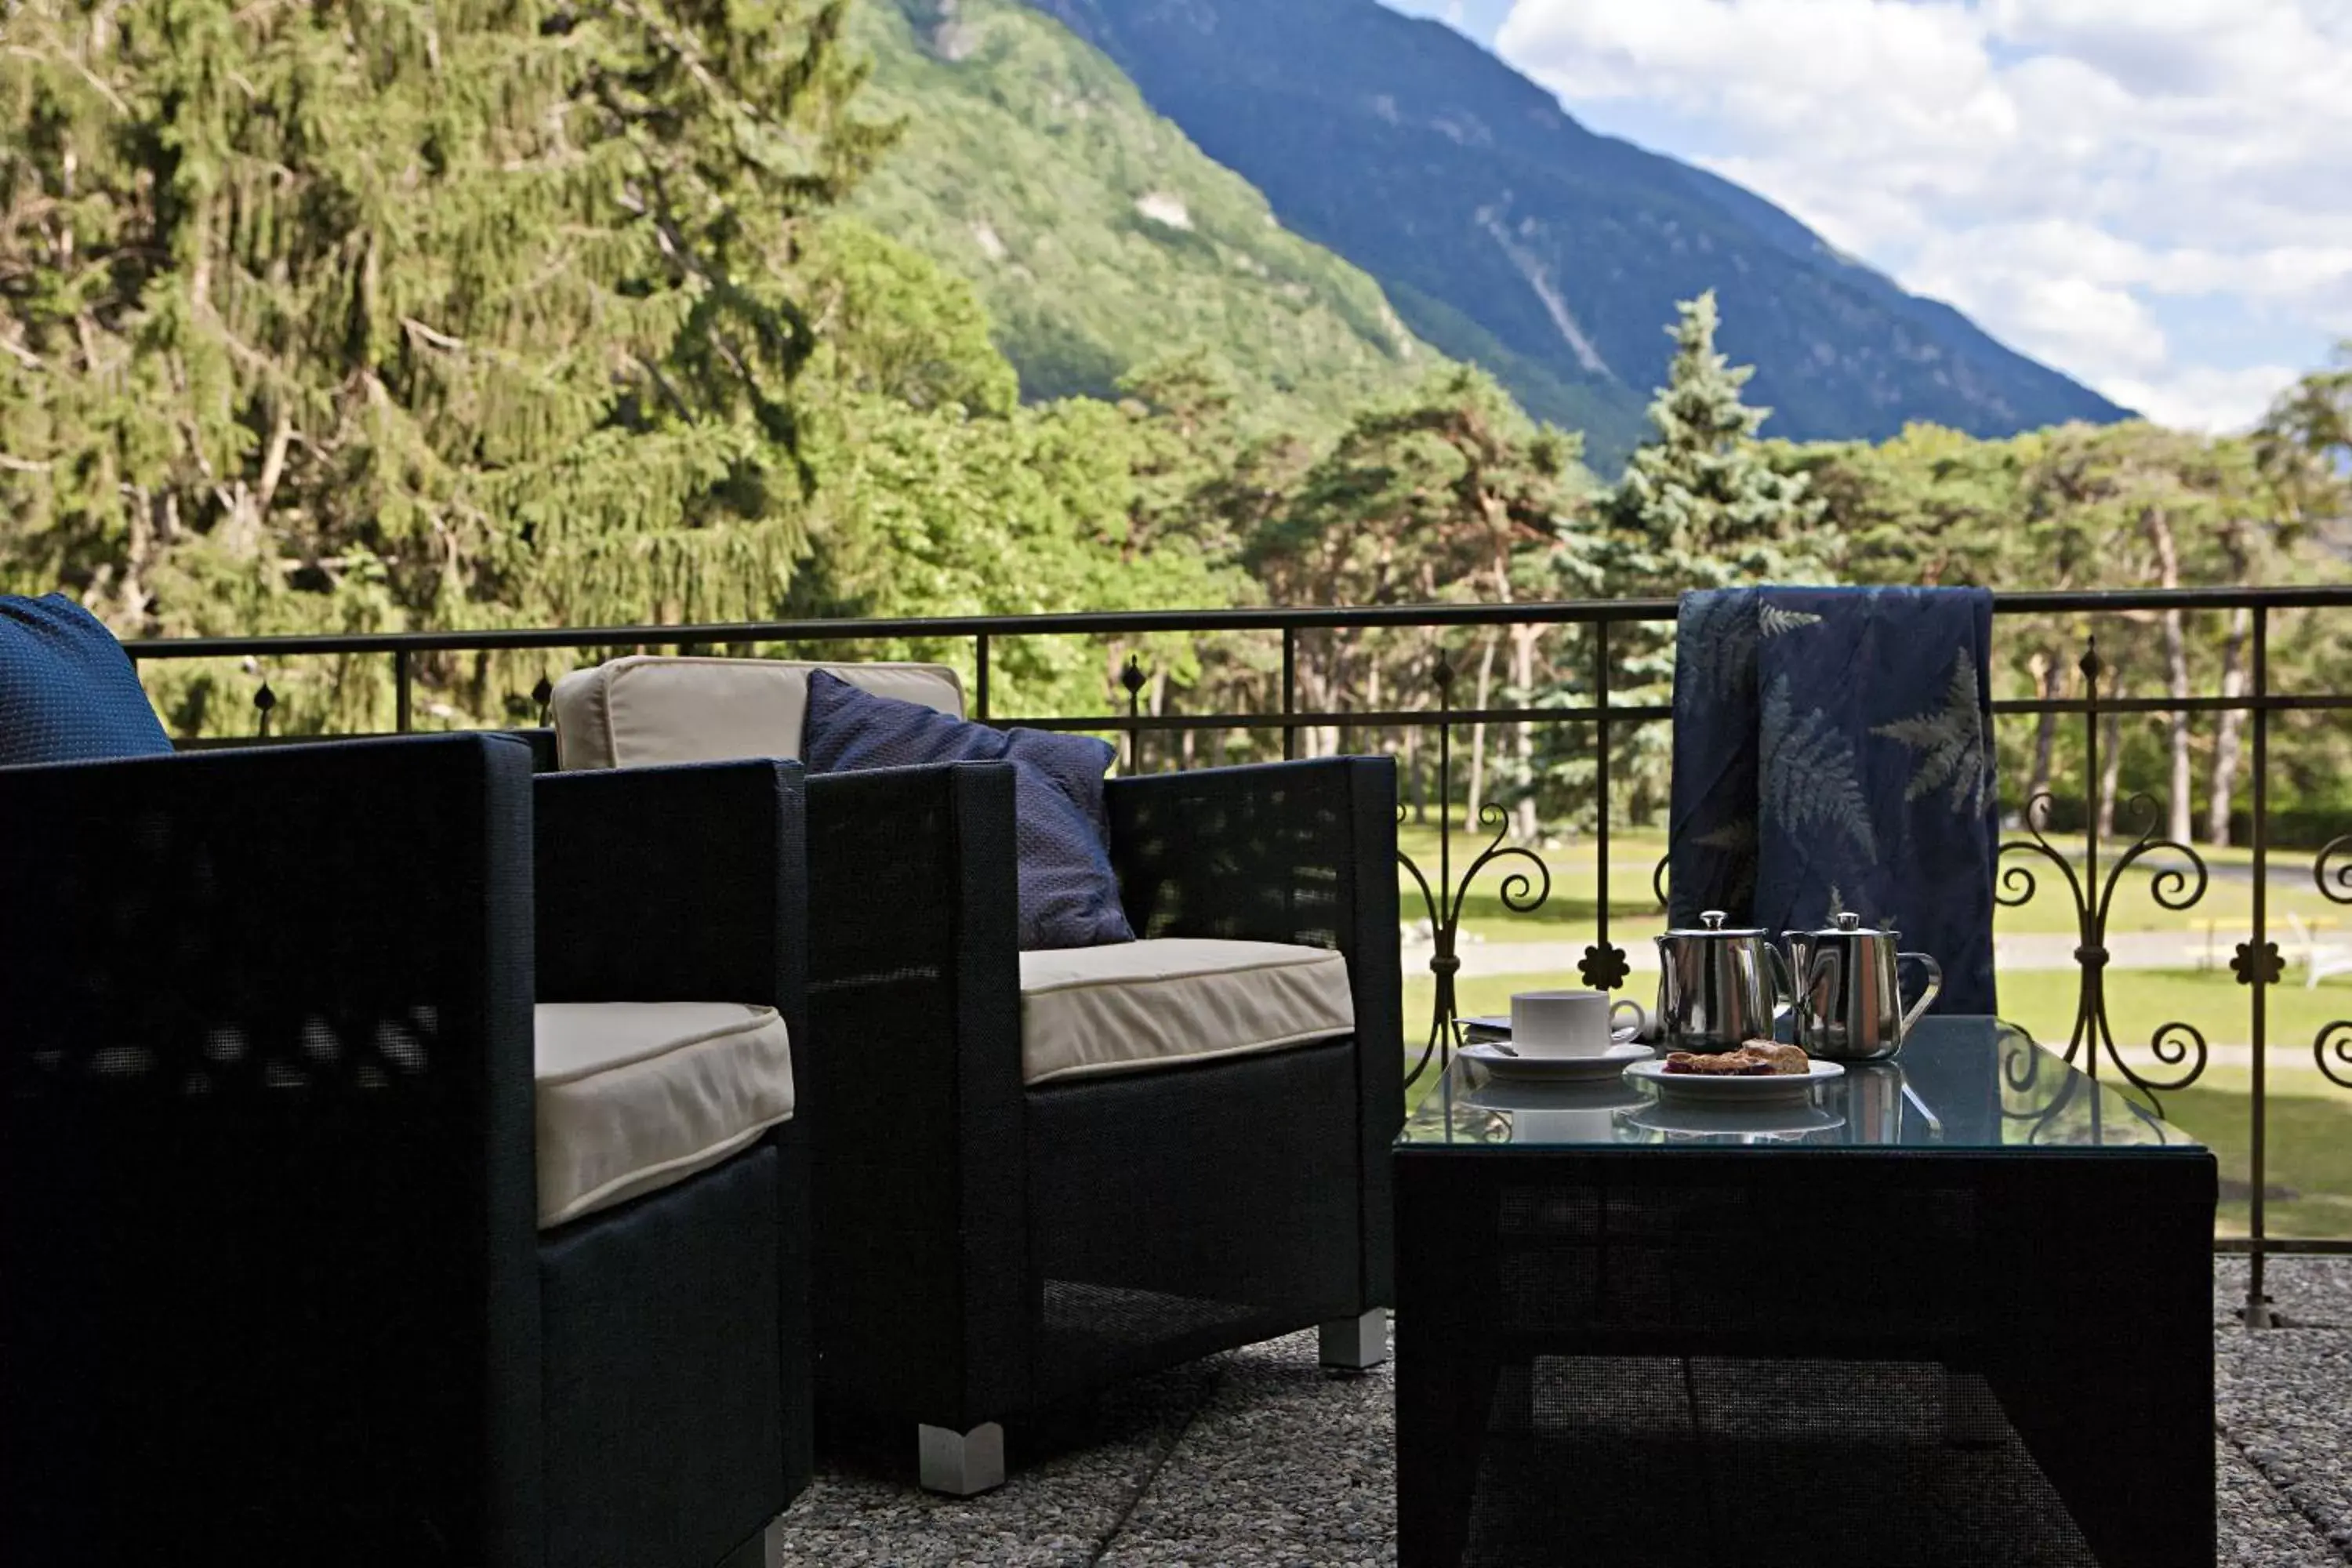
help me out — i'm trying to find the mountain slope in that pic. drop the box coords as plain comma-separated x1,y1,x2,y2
1025,0,2131,466
844,0,1434,431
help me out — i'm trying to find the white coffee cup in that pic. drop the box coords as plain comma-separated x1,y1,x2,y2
1509,989,1651,1058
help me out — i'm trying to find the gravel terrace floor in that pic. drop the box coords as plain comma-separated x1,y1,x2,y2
768,1258,2352,1567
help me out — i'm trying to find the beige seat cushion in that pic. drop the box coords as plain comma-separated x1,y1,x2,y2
535,1001,795,1229
1018,939,1354,1086
550,655,964,768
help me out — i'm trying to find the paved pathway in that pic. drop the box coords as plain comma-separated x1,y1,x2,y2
768,1260,2352,1566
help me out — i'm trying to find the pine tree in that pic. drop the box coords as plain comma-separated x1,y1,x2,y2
1606,290,1824,586
0,0,891,733
1557,292,1828,821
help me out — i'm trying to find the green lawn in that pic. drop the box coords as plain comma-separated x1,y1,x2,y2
1396,821,2352,943
2164,1069,2352,1240
1403,964,2352,1239
1996,967,2352,1059
1394,822,1672,939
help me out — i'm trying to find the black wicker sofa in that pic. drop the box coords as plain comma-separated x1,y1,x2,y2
550,656,1403,1493
0,734,814,1566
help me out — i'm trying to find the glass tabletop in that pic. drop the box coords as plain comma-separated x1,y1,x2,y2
1398,1016,2205,1152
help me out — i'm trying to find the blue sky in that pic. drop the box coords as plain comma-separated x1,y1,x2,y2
1381,0,2352,431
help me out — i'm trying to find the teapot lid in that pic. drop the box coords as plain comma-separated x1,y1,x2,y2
1662,908,1769,939
1791,910,1896,938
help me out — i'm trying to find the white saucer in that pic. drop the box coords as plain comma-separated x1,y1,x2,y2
1624,1101,1845,1138
1461,1041,1650,1081
1623,1057,1845,1100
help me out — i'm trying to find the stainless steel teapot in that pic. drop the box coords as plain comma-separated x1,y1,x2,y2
1784,912,1943,1062
1654,910,1791,1051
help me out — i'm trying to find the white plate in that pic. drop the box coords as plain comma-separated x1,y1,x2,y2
1623,1057,1845,1100
1624,1102,1844,1138
1461,1041,1651,1081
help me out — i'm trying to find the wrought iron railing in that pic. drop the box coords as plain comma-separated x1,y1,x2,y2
123,585,2352,1324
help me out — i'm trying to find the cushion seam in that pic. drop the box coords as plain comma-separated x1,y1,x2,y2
1023,1025,1355,1087
535,1004,782,1085
600,662,624,768
1020,954,1344,995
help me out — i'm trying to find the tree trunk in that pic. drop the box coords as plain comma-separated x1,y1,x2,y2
2207,598,2252,848
1404,724,1425,823
2145,508,2194,844
1149,669,1169,775
1295,637,1330,760
1336,634,1355,761
1323,632,1347,761
2026,649,2060,806
1466,633,1497,831
1509,623,1541,841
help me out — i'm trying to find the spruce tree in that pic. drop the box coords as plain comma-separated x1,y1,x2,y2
1566,292,1827,818
1607,290,1823,586
0,0,890,732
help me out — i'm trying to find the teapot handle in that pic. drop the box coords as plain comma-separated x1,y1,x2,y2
1898,951,1944,1036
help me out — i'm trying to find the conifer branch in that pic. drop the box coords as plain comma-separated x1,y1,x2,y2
401,317,467,353
255,410,293,517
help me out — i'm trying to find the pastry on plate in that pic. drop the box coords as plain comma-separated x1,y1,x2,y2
1740,1040,1811,1074
1661,1040,1811,1076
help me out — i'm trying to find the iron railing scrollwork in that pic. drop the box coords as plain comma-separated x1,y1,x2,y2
1994,642,2212,1100
1998,790,2210,1096
2313,835,2352,1090
1396,654,1555,1089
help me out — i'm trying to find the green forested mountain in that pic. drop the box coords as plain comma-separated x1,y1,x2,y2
1025,0,2132,467
9,0,2350,847
844,0,1433,430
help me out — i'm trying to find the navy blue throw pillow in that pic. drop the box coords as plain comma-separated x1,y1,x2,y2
0,594,172,765
800,670,1134,950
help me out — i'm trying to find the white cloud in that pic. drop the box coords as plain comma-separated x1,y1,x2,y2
2101,365,2303,434
1490,0,2352,430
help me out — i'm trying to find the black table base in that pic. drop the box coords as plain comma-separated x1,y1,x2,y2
1396,1148,2216,1567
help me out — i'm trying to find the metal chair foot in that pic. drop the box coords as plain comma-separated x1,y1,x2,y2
1939,1368,2006,1450
1319,1307,1388,1370
918,1421,1006,1495
720,1514,789,1567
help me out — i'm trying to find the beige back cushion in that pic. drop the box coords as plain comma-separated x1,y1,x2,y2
550,655,966,768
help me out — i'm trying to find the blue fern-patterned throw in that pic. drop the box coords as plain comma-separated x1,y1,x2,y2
1667,586,1998,1015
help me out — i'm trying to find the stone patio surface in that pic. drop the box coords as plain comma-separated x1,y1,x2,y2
768,1258,2352,1566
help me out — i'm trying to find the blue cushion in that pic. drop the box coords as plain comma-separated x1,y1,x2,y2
0,594,172,765
800,670,1134,950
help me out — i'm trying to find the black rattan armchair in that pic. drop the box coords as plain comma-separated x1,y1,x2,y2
0,735,812,1567
800,753,1403,1491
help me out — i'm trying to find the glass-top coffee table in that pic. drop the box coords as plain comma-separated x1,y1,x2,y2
1393,1017,2216,1567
